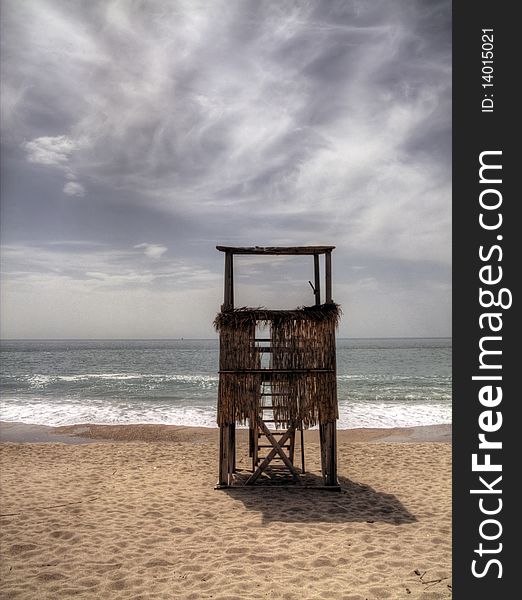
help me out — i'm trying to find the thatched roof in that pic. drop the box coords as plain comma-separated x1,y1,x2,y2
214,303,342,331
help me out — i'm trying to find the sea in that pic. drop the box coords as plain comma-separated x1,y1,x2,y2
0,338,451,430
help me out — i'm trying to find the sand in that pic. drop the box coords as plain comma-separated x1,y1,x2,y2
0,423,451,599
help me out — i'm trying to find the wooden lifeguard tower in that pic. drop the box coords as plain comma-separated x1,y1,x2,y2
214,246,341,489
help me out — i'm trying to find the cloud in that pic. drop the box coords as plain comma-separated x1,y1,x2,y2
23,135,75,166
134,243,168,259
63,181,86,196
0,243,217,291
0,0,451,338
22,134,87,196
5,2,450,232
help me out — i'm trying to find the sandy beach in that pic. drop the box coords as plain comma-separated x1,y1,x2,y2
0,423,451,599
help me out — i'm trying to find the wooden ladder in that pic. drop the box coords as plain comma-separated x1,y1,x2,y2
247,383,305,485
245,337,306,485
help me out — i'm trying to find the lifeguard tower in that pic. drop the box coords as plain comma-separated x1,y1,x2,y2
214,246,340,489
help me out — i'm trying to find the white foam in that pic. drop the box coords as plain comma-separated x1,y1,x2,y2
57,373,144,381
337,401,451,429
337,374,451,381
0,397,451,430
25,373,219,384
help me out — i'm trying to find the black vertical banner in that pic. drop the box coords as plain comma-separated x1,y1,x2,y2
453,1,517,597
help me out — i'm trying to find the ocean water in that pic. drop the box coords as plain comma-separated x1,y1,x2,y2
0,338,451,429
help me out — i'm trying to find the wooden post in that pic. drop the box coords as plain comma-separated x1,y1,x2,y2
229,422,236,474
325,250,332,304
289,429,295,465
330,422,337,486
319,422,326,478
248,426,254,458
300,426,305,474
218,424,229,486
223,252,234,310
253,422,259,472
313,254,321,306
324,421,338,486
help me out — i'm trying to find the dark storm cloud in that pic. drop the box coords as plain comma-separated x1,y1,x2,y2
0,0,451,338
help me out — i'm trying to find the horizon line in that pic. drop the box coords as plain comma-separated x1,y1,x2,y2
1,336,453,341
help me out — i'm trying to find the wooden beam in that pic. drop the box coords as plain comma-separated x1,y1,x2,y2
258,444,291,449
222,484,341,491
313,254,321,306
216,246,335,255
223,252,234,309
325,250,333,303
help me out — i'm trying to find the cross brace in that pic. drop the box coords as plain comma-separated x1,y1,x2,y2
246,418,302,485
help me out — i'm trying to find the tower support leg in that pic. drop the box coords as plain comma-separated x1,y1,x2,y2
217,423,233,487
320,420,338,487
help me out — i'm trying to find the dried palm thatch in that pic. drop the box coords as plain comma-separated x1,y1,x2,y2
215,304,341,428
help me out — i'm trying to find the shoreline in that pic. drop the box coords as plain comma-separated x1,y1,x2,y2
0,420,451,444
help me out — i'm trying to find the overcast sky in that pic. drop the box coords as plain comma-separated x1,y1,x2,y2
0,0,451,339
